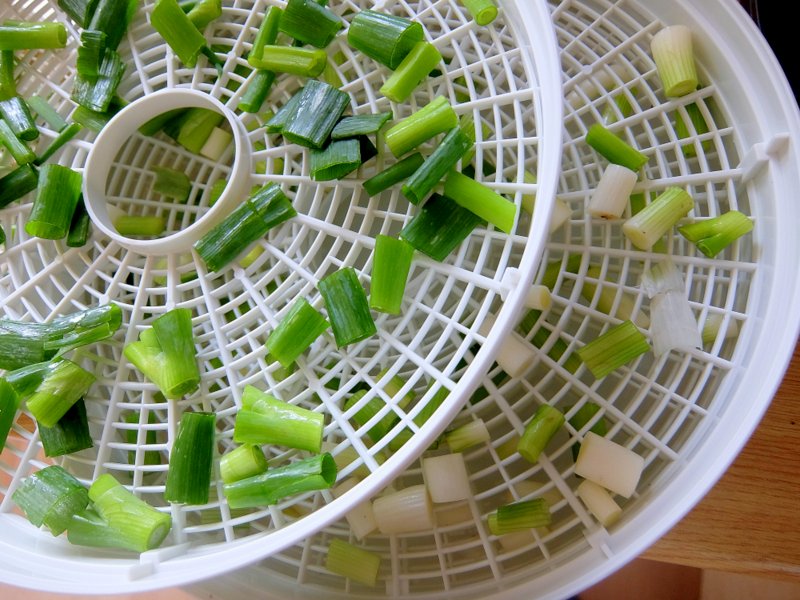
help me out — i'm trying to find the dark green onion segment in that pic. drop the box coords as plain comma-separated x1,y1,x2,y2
25,359,96,428
384,96,458,157
576,320,650,379
347,10,423,70
38,398,93,457
331,112,392,140
380,41,442,103
443,170,517,233
517,404,565,463
58,0,101,28
318,267,377,348
586,123,648,172
0,163,39,209
277,80,349,149
363,153,424,196
0,378,20,451
0,118,35,165
279,0,342,48
194,183,296,272
370,234,414,314
0,96,39,141
151,0,210,67
35,122,83,166
264,298,329,368
400,193,483,261
223,453,337,509
71,49,126,113
164,411,215,505
488,498,551,535
310,139,361,181
402,126,473,205
249,45,328,78
12,465,89,535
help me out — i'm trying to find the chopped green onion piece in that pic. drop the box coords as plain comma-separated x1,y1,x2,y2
318,267,377,348
444,419,490,452
678,210,752,258
26,359,96,428
517,404,565,463
568,402,608,461
220,444,268,484
402,127,472,205
70,104,113,132
123,307,200,399
113,215,166,237
331,112,392,140
265,298,329,368
279,0,342,48
152,166,191,202
151,0,210,67
0,163,38,209
186,0,222,29
650,25,698,98
400,193,483,261
239,70,275,114
265,93,303,134
35,122,82,166
363,152,424,196
58,0,100,28
385,96,458,158
76,30,107,79
12,465,89,535
0,118,35,165
459,0,498,26
71,49,125,113
0,378,20,451
0,96,39,141
164,411,215,505
574,432,644,498
223,453,337,508
173,107,224,154
629,191,667,253
249,45,327,77
124,411,162,468
488,499,550,535
38,398,93,457
675,101,712,157
208,178,227,206
325,539,381,587
344,389,398,444
277,80,348,149
622,186,694,250
88,0,135,51
25,164,82,239
310,138,361,181
347,10,423,70
234,386,324,452
443,170,517,233
194,183,296,272
0,51,16,101
77,473,171,552
0,22,67,51
576,320,650,379
586,123,648,172
4,360,55,398
0,303,122,371
380,41,442,103
249,5,282,61
138,108,185,136
370,234,414,314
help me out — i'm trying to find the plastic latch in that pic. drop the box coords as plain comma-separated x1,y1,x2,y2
738,133,791,183
500,267,522,301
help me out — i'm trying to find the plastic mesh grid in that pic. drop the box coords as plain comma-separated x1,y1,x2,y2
0,0,558,591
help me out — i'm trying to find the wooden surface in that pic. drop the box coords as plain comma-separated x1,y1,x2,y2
645,339,800,581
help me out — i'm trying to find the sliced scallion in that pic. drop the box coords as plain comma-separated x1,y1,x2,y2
12,465,89,535
369,234,414,314
587,163,638,220
58,0,101,28
402,127,472,205
0,22,67,51
444,418,490,452
347,10,423,70
0,118,35,165
576,320,650,379
675,101,712,157
174,107,224,154
279,0,342,49
318,267,377,348
0,163,38,209
76,30,107,80
71,49,125,113
164,411,215,505
678,210,753,258
278,80,349,149
0,51,16,101
384,96,458,158
152,166,191,202
372,484,434,534
26,359,95,428
517,404,565,463
488,499,550,535
249,45,327,78
331,112,392,140
400,193,482,261
622,186,694,250
264,298,329,368
38,398,93,457
186,0,222,29
219,444,268,484
459,0,498,26
88,0,135,51
239,70,275,114
310,139,361,181
0,96,39,141
25,163,82,239
586,123,648,172
380,41,442,103
650,25,698,98
363,152,424,196
443,170,517,233
114,215,166,237
151,0,210,67
325,539,381,587
0,378,20,451
35,122,82,166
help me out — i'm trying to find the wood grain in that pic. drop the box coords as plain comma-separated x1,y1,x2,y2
645,340,800,581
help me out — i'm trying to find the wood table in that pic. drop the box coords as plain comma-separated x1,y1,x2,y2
645,339,800,581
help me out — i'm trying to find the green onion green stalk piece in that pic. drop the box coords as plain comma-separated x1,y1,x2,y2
275,80,349,149
380,41,442,103
0,50,17,101
279,0,342,48
576,319,650,379
219,444,268,484
186,0,222,30
363,153,424,196
12,465,89,535
151,0,209,67
58,0,101,28
586,123,648,172
622,186,694,251
0,118,35,165
459,0,499,26
88,0,136,51
488,498,551,535
38,398,93,457
325,539,381,587
222,452,337,509
0,378,20,452
384,96,458,158
249,45,328,78
369,234,414,314
402,126,473,205
25,359,96,428
0,96,39,141
0,22,68,51
443,170,517,233
678,210,753,258
164,411,216,505
310,139,361,181
0,163,39,209
71,49,126,113
318,267,377,348
76,29,107,80
347,10,423,70
331,112,392,140
27,95,69,132
264,298,329,368
400,193,483,261
517,404,565,463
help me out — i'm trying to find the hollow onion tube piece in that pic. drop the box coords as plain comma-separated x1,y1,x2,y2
586,123,648,172
277,80,348,149
35,122,83,166
421,453,471,503
622,186,694,250
26,359,96,428
219,444,268,484
0,303,122,371
443,170,517,233
279,0,342,48
76,30,107,80
164,411,215,505
576,479,622,527
123,308,200,399
459,0,498,26
588,164,638,219
0,96,39,141
88,0,135,51
333,477,377,540
650,25,698,98
517,404,565,463
310,139,361,181
488,499,551,535
332,112,392,140
12,465,89,535
174,108,224,154
318,267,377,348
71,49,126,113
384,96,458,157
347,10,423,70
152,166,191,202
0,22,67,50
400,193,482,261
576,320,650,379
574,432,644,498
0,163,38,209
369,234,414,315
265,298,329,368
114,215,166,237
223,453,337,508
0,119,35,165
363,153,424,196
678,210,753,258
234,385,324,452
75,473,172,552
186,0,222,29
249,45,328,78
325,539,381,587
194,183,296,272
402,127,472,205
151,0,210,67
0,378,20,451
38,398,93,457
444,419,490,452
372,484,434,534
380,41,442,103
58,0,100,28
